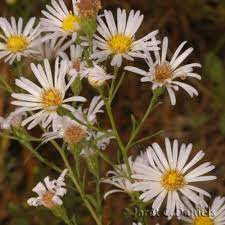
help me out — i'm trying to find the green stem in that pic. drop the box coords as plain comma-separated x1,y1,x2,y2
108,66,119,104
21,141,62,173
100,92,132,175
95,158,102,219
125,90,161,152
51,140,102,225
110,71,125,104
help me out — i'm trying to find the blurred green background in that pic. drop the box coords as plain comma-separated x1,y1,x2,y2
0,0,225,225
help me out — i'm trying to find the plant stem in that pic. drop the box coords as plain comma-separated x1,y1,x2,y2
100,93,132,175
22,141,62,173
125,90,161,152
51,140,102,225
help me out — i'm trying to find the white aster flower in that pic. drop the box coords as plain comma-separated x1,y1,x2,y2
132,223,143,225
132,138,216,219
43,96,104,143
102,153,149,198
27,169,68,208
92,8,160,67
41,0,80,41
76,95,104,124
0,109,26,130
60,44,86,77
80,130,114,157
11,58,86,130
42,115,87,144
125,37,202,105
102,157,134,198
135,151,150,166
181,196,225,225
0,17,41,64
95,131,114,151
83,63,114,87
37,36,74,60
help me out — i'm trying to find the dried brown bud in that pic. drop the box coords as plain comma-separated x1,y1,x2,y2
77,0,102,18
73,59,81,72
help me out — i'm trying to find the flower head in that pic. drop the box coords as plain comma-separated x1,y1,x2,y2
42,96,104,143
27,169,68,208
43,115,87,144
0,17,41,64
180,195,225,225
60,44,86,77
77,95,104,124
80,130,114,157
83,63,114,87
37,36,74,60
0,110,26,130
11,58,86,130
41,0,80,40
132,138,216,218
92,9,159,67
125,37,202,105
102,153,149,198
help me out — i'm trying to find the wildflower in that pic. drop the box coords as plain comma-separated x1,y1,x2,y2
42,96,104,143
27,169,68,208
42,115,87,144
80,130,114,157
41,0,80,41
83,63,114,87
132,138,216,218
0,17,41,64
92,9,160,67
125,37,201,105
37,36,74,60
181,196,225,225
60,44,86,77
102,157,134,198
102,153,149,198
11,58,86,130
76,95,104,124
0,110,26,130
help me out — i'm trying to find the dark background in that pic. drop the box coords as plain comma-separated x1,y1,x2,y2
0,0,225,224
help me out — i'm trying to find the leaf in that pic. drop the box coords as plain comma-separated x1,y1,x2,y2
71,76,83,96
130,114,137,134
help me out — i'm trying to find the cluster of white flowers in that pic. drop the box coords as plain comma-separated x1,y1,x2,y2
0,0,219,225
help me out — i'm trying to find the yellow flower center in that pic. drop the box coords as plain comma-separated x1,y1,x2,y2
62,13,80,32
161,169,185,191
108,34,133,54
193,216,214,225
154,63,173,83
41,191,55,208
7,35,28,52
64,125,86,145
41,89,63,111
